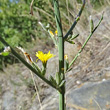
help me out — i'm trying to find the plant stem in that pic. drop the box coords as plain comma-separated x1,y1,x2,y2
69,14,103,68
53,0,65,110
64,0,85,40
0,36,61,92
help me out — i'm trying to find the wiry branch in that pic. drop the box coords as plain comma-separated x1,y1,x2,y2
68,14,103,69
64,0,85,40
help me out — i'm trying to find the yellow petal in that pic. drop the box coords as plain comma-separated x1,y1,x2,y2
64,55,68,60
36,51,55,63
55,30,58,35
50,31,54,36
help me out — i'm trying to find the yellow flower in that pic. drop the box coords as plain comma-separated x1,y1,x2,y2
36,51,55,64
49,31,54,36
64,55,68,60
55,30,58,35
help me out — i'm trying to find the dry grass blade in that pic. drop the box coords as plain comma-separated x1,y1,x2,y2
93,98,102,110
67,103,88,110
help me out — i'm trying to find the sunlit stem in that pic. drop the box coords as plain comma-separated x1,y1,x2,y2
53,0,65,110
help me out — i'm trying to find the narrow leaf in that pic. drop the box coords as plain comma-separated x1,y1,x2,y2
59,80,66,87
70,34,79,40
50,76,57,86
67,40,75,44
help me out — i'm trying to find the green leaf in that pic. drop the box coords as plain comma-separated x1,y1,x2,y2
67,68,72,72
70,34,79,40
67,40,75,44
64,59,69,72
90,16,94,33
32,62,42,74
1,52,10,56
49,76,57,86
59,80,66,87
55,72,60,85
60,73,64,81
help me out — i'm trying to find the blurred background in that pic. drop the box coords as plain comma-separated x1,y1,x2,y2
0,0,110,110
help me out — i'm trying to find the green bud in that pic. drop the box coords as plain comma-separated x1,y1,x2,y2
90,15,94,33
0,52,10,56
64,59,69,72
76,16,80,22
0,46,11,56
67,40,75,44
55,72,60,85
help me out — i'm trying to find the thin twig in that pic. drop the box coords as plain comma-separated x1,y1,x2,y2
68,14,103,69
34,7,54,19
64,0,85,40
30,0,34,15
93,98,102,110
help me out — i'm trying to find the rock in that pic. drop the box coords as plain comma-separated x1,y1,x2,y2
67,79,110,110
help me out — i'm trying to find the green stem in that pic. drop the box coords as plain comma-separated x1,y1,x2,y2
42,63,47,76
64,0,85,40
53,0,65,110
0,36,61,92
68,14,103,68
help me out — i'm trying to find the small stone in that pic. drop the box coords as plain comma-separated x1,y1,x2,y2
76,80,81,85
102,79,106,81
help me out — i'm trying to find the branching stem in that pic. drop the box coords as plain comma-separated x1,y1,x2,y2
64,0,85,40
0,36,62,92
68,14,103,68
